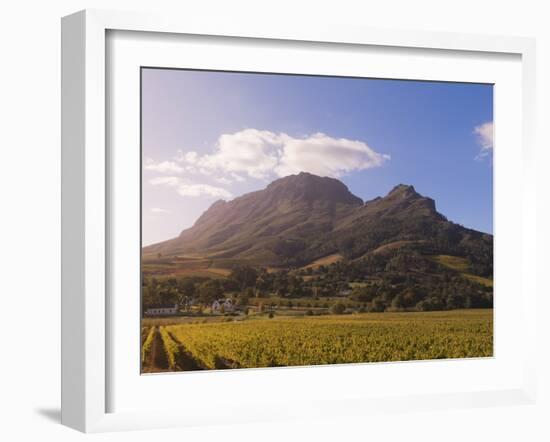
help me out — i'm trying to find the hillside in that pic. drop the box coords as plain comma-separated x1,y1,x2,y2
143,172,492,274
144,173,364,264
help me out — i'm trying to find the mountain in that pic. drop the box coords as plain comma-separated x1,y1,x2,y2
145,173,361,262
143,172,492,274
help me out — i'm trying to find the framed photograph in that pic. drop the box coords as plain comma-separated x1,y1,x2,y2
61,9,537,432
140,68,496,374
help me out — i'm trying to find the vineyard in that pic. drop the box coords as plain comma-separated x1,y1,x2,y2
141,309,493,372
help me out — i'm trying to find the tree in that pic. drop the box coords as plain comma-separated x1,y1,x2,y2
178,278,196,297
416,296,443,312
352,285,377,303
246,287,255,298
391,294,405,309
198,280,222,305
237,291,250,307
401,288,419,307
230,265,258,291
159,288,178,306
255,269,271,293
446,294,464,310
370,297,386,312
331,302,346,314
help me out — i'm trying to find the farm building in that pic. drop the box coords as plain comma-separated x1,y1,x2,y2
144,304,179,316
212,298,234,312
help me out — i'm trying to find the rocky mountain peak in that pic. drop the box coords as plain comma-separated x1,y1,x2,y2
265,172,363,206
387,184,419,198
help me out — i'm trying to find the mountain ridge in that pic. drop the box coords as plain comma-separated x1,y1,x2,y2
143,173,491,271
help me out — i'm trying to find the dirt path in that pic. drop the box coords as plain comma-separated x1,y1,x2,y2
143,327,239,372
142,327,169,373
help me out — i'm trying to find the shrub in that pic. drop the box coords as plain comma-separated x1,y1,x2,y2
331,303,346,314
416,297,443,312
370,297,386,312
446,294,464,310
391,294,405,309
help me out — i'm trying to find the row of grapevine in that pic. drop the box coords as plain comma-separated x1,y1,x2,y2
159,326,181,370
164,310,493,370
141,327,155,364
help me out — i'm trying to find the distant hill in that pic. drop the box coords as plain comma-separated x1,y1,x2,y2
143,172,492,275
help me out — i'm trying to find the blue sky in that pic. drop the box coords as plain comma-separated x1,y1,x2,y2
142,68,493,246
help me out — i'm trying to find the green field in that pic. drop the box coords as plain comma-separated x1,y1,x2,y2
141,309,493,372
429,255,493,287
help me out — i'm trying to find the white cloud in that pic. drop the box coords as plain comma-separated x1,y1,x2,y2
149,176,181,187
149,176,232,199
214,176,233,185
474,121,494,159
275,132,389,177
181,151,199,164
175,129,389,180
146,130,388,201
150,207,170,214
230,173,245,182
176,184,233,199
144,159,184,174
194,129,282,180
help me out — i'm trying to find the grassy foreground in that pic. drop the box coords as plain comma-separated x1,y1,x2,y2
142,309,492,372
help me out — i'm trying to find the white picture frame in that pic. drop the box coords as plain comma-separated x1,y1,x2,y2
61,9,538,433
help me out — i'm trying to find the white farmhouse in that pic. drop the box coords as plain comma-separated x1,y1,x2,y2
212,298,234,312
144,304,179,316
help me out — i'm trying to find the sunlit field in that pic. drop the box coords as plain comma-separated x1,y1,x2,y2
141,309,492,372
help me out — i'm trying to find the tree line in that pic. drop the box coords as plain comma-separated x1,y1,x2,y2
142,246,492,313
